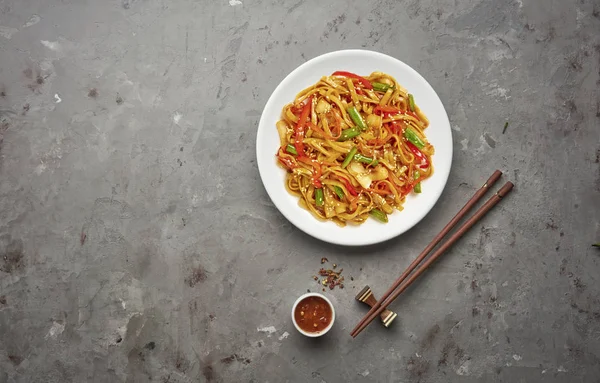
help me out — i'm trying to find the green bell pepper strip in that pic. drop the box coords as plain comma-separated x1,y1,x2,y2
370,208,388,223
404,127,425,149
338,127,361,141
315,188,324,207
347,106,367,131
413,170,422,193
372,82,391,92
333,186,345,200
285,144,298,155
354,153,378,166
408,94,415,112
342,146,358,168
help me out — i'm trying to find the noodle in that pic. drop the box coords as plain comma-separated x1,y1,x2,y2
275,71,435,226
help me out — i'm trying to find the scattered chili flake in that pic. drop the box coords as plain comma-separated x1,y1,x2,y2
316,267,345,290
321,257,328,264
322,288,325,292
313,276,318,281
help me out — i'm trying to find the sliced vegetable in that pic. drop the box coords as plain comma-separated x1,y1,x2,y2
413,170,421,193
348,161,372,189
354,153,377,166
369,208,388,223
315,188,324,207
333,186,345,200
338,176,358,196
315,99,331,114
502,121,509,134
285,144,298,155
372,82,391,92
331,71,373,89
342,146,358,168
408,93,415,112
366,114,382,129
593,243,600,248
370,166,388,181
347,106,367,131
404,127,425,149
277,149,296,170
406,141,429,169
338,127,361,141
373,105,401,117
389,121,404,135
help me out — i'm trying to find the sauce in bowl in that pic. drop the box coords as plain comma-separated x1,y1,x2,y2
293,295,333,333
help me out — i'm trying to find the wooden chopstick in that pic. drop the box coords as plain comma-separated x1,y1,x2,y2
349,170,503,336
351,181,514,338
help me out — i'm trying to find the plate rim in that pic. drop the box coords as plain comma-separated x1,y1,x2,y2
256,49,453,246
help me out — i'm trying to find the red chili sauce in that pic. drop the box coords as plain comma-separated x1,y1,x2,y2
294,296,332,333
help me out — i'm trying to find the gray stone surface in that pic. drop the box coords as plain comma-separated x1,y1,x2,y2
0,0,599,382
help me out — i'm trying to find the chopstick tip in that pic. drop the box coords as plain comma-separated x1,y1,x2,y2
497,181,514,198
484,170,503,189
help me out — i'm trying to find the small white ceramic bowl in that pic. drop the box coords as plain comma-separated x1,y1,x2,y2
291,293,335,337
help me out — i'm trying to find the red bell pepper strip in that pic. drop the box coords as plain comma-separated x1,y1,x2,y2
337,176,358,196
389,121,404,135
294,96,313,156
406,141,429,169
331,71,373,90
406,110,420,121
400,183,415,195
276,148,297,170
278,156,296,170
373,105,401,116
374,106,421,123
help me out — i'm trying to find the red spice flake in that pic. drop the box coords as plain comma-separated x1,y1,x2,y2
320,257,328,264
316,266,345,290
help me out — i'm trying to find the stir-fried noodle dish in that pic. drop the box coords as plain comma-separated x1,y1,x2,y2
275,71,434,226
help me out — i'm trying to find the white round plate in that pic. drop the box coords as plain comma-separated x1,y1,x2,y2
256,49,452,246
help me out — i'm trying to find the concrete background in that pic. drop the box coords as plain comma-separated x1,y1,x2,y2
1,0,599,382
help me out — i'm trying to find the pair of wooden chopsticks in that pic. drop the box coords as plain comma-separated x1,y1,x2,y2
350,170,513,338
